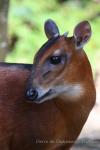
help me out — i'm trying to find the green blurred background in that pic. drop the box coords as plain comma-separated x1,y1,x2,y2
6,0,100,72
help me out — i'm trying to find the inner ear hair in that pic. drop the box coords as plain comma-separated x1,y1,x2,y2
76,36,83,48
73,20,92,49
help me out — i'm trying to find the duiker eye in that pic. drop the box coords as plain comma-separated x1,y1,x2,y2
49,55,62,65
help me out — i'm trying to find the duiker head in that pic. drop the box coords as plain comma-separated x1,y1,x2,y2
26,19,91,103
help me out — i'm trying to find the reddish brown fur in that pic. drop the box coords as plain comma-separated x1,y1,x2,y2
25,36,96,149
0,21,96,150
0,39,96,150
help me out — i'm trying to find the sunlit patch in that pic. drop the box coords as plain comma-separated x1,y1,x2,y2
59,83,85,100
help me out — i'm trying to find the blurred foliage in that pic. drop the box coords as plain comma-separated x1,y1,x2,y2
6,0,100,71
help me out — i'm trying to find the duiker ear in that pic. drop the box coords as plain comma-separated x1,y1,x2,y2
73,21,92,49
44,19,60,39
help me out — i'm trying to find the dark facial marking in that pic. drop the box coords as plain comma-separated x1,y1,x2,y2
42,70,51,78
34,36,60,63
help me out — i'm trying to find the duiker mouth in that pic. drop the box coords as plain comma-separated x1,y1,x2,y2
26,88,54,103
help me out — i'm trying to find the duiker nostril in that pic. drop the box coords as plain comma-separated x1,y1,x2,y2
26,88,38,100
